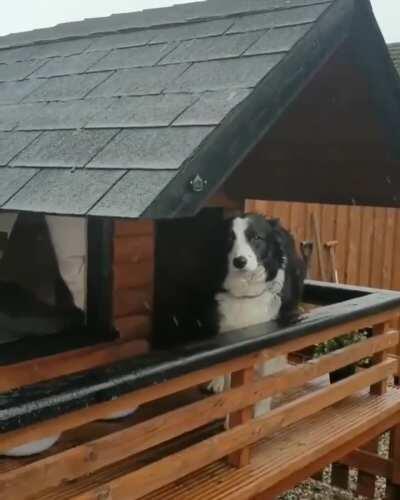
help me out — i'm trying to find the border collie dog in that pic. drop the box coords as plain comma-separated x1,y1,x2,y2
208,213,308,417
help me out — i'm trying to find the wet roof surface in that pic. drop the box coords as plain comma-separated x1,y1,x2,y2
0,0,334,217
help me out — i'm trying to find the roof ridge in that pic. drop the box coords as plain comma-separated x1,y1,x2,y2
0,0,332,51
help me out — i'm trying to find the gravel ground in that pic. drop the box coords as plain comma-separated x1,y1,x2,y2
278,433,390,500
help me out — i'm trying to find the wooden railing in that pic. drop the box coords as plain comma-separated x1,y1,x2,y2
1,283,400,499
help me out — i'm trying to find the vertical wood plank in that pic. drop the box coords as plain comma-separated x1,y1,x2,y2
370,323,389,395
335,205,349,283
382,208,396,290
346,206,362,285
311,209,328,281
227,368,254,468
291,202,307,245
306,204,319,280
321,204,337,244
321,204,337,282
359,206,374,287
392,210,400,291
370,208,386,288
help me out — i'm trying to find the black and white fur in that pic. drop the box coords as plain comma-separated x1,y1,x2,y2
208,213,308,417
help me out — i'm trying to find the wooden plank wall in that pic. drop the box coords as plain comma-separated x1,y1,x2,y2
113,220,154,341
247,200,400,290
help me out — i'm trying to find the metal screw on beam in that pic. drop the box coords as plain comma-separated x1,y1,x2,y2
190,175,207,193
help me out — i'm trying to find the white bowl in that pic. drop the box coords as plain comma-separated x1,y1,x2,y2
2,435,60,457
103,407,138,420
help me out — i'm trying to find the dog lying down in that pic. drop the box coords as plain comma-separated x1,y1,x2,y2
208,213,311,418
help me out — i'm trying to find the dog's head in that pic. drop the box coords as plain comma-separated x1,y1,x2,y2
224,214,284,280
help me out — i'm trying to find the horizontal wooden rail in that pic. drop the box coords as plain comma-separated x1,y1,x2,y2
0,315,398,453
71,359,397,500
0,340,149,392
341,449,393,479
1,331,397,497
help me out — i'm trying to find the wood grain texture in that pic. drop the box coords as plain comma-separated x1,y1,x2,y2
0,339,149,392
72,360,398,500
251,200,400,290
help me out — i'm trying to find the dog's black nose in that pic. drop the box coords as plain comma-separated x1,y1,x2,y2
233,256,247,269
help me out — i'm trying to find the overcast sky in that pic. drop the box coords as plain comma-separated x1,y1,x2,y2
0,0,399,42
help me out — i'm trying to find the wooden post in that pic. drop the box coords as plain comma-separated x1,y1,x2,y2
356,322,389,497
387,425,400,499
87,217,115,340
387,318,400,499
227,367,254,467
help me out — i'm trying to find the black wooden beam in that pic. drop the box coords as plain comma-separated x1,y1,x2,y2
86,217,115,341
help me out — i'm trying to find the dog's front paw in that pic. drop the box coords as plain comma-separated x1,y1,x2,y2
207,376,226,394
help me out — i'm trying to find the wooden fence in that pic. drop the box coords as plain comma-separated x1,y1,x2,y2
247,200,400,291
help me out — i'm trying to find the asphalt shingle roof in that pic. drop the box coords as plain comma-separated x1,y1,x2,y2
0,0,394,218
389,43,400,75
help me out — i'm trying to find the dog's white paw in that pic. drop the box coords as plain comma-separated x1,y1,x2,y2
207,376,226,394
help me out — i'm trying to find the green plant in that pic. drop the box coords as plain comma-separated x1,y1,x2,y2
314,330,369,362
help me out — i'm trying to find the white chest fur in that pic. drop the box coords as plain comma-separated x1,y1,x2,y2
210,269,287,418
216,289,282,333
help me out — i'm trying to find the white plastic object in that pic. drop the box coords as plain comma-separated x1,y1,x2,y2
103,407,138,420
2,435,60,457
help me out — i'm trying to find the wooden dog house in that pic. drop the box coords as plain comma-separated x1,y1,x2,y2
1,0,400,498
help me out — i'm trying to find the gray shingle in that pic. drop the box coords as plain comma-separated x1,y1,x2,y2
33,51,110,78
168,53,283,93
4,168,124,215
88,127,213,170
87,30,156,52
31,38,95,59
0,79,42,104
245,24,312,55
0,131,40,165
149,18,233,44
90,170,176,217
89,64,188,98
173,89,251,126
18,99,114,130
25,72,111,102
11,129,118,168
0,102,46,131
106,5,192,31
86,94,196,128
0,168,38,206
0,45,39,64
228,4,330,33
89,43,176,72
0,60,44,82
160,32,262,65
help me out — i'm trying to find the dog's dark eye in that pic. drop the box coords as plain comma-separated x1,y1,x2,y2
253,234,263,241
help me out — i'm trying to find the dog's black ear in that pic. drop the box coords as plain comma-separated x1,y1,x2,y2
268,217,281,228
